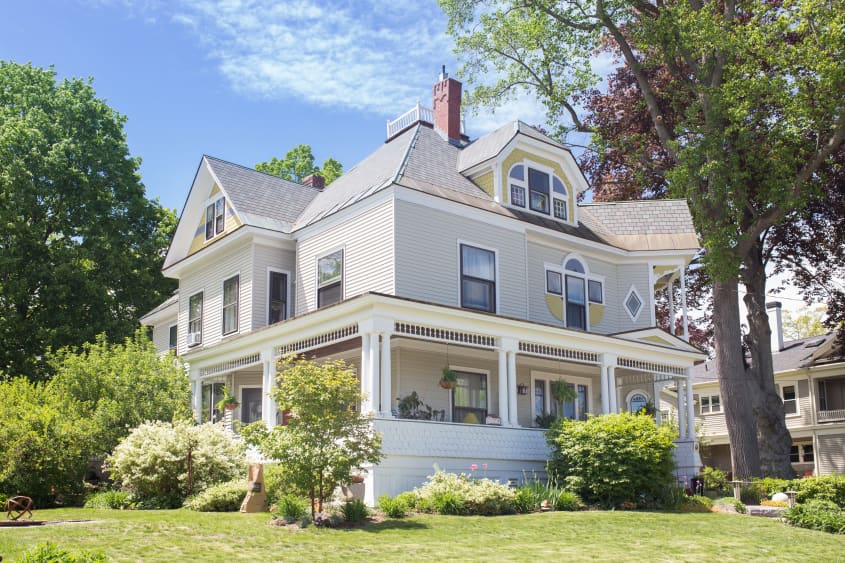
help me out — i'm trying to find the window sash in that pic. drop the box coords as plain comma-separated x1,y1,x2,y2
588,279,603,304
546,270,563,295
528,168,550,214
553,198,567,220
461,245,496,313
318,282,341,308
240,387,263,424
269,271,288,324
510,185,525,207
318,250,343,286
782,385,797,414
215,198,225,235
453,372,487,423
168,325,177,350
222,276,239,335
205,204,215,240
566,275,586,329
201,382,224,423
188,293,203,339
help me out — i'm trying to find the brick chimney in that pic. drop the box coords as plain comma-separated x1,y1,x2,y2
302,173,325,189
432,65,462,142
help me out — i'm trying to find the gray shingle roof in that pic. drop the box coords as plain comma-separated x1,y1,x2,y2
205,156,320,232
457,121,567,172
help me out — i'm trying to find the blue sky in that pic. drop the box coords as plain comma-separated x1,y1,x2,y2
2,0,547,212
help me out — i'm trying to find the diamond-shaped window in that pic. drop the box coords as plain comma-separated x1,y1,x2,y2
625,289,643,320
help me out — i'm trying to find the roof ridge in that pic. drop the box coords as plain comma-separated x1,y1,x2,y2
392,124,422,184
203,154,322,192
581,198,689,207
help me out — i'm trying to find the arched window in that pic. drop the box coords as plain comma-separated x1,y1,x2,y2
629,392,649,414
564,258,587,330
508,163,569,222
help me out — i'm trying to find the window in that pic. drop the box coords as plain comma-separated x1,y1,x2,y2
533,376,590,423
201,382,224,423
240,387,263,424
546,270,562,295
790,444,813,463
222,275,239,335
698,394,722,414
803,444,814,462
205,197,226,240
460,244,496,313
508,163,570,222
546,257,604,331
629,392,649,414
168,325,177,351
188,292,203,346
453,371,487,424
268,270,288,324
781,384,797,415
624,286,644,321
588,279,603,304
317,250,343,308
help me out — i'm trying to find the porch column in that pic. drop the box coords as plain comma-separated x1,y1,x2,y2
261,350,277,429
497,348,509,424
680,269,690,342
675,377,687,438
685,369,696,440
190,369,202,423
379,331,392,418
608,364,618,413
360,333,372,413
368,332,381,415
501,336,519,427
599,354,613,414
667,275,676,336
653,377,663,426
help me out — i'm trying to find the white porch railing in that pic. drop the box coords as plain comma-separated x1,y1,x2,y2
386,104,465,139
818,408,845,423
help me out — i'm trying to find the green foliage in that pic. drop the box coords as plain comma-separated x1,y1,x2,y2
340,499,369,523
396,390,433,420
514,477,582,513
378,494,411,518
547,413,676,507
713,497,747,515
784,499,845,534
215,385,239,412
84,490,135,510
793,475,845,507
183,480,246,512
17,542,109,563
700,466,730,494
782,306,828,341
0,61,177,380
680,495,714,513
107,420,245,503
263,463,310,506
242,356,383,520
274,494,310,524
49,329,191,456
413,470,516,516
0,377,91,506
255,144,343,184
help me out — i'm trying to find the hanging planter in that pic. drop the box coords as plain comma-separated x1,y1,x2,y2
439,367,458,390
216,385,240,411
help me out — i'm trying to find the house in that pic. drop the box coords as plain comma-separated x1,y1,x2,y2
141,71,705,504
692,302,845,476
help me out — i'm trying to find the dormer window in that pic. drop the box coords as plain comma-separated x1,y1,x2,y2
508,164,569,222
205,196,226,240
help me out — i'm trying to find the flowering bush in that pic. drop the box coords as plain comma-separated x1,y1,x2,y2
107,420,245,503
413,469,516,516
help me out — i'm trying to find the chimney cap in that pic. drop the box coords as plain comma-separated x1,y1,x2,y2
439,65,447,81
766,301,783,309
301,173,325,189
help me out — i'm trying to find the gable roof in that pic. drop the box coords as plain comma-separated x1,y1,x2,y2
457,121,567,172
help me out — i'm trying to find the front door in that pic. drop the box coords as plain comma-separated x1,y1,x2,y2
240,387,263,424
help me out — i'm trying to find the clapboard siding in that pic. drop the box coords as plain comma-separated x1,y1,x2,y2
394,199,527,318
615,263,653,331
251,244,297,328
177,240,253,355
818,433,845,474
151,322,176,354
296,200,394,314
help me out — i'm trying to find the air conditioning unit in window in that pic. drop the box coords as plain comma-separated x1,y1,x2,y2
186,332,202,347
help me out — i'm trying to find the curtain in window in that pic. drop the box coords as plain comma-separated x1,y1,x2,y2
461,245,495,312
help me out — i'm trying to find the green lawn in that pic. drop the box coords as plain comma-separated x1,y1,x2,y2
1,508,843,562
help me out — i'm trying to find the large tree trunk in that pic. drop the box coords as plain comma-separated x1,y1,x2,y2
742,242,795,478
712,277,762,479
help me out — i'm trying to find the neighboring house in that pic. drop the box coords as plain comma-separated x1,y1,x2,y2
141,71,705,504
693,302,845,476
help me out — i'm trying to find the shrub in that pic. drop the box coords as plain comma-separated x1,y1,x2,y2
784,499,845,534
513,486,542,514
413,470,516,516
264,463,309,507
739,486,762,505
340,499,370,523
547,413,676,507
17,542,108,563
794,475,845,507
713,497,747,514
700,466,729,494
84,490,134,510
184,480,246,512
378,494,410,518
274,494,309,524
107,420,245,503
551,490,582,511
680,495,714,512
514,478,582,512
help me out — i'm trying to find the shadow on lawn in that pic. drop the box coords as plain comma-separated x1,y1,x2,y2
355,519,429,533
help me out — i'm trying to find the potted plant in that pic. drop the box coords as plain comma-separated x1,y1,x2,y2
439,367,458,389
216,385,239,411
550,380,577,415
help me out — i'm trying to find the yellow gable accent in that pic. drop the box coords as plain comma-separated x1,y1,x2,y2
501,148,574,219
641,335,673,346
545,294,564,321
187,193,240,256
210,184,221,197
589,303,605,326
473,171,495,198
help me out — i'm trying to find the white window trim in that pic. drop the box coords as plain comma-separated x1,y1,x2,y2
779,381,800,417
266,267,292,325
624,285,645,322
168,324,178,351
695,393,722,415
506,160,573,225
530,371,592,424
204,195,227,241
315,247,345,308
222,273,240,336
187,290,204,346
457,239,500,314
238,384,263,424
626,389,651,413
448,365,491,423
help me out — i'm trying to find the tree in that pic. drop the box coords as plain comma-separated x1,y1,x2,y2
242,357,383,519
255,144,343,184
441,0,845,479
782,306,829,341
0,61,177,381
48,328,192,457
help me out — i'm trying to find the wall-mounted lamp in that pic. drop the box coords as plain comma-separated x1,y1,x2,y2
517,383,528,395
